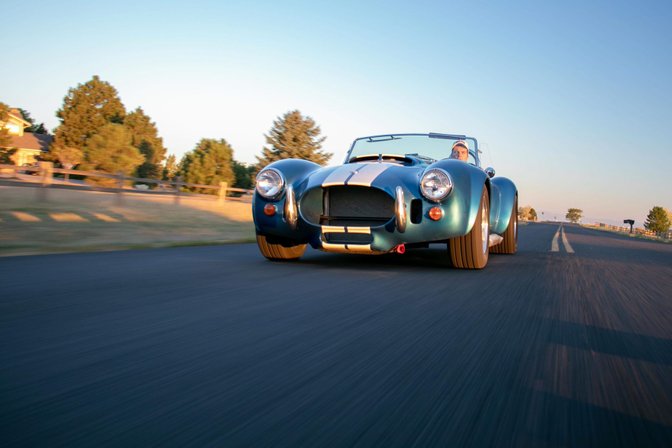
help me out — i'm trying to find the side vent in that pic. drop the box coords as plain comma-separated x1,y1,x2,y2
410,199,423,224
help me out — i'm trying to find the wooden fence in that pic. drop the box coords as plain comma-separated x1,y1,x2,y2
0,162,253,205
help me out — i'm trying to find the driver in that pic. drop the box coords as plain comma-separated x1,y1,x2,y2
450,140,469,161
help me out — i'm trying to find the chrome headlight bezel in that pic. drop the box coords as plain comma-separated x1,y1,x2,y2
255,168,285,200
420,168,453,202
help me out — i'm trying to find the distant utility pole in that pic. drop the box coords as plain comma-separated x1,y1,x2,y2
624,219,635,233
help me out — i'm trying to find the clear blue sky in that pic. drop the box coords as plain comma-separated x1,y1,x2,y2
3,0,671,226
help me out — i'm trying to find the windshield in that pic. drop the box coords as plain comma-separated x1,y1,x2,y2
347,133,480,166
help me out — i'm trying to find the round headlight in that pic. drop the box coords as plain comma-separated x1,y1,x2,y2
256,169,285,199
420,168,453,202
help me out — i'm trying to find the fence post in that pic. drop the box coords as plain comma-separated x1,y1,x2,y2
36,161,53,202
115,171,124,205
218,182,228,205
174,176,182,205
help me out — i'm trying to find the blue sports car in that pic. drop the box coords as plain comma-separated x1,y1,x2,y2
253,132,517,269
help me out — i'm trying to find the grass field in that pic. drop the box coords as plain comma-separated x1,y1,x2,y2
0,185,255,257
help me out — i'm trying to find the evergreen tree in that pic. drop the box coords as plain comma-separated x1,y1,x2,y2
644,206,671,234
125,107,166,179
256,110,331,168
135,141,161,179
18,109,49,134
54,76,126,150
81,123,144,176
162,154,179,180
232,160,255,189
566,208,583,223
180,138,235,193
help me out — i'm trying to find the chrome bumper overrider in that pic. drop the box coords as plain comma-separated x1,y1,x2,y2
320,225,379,254
395,186,406,233
284,185,298,230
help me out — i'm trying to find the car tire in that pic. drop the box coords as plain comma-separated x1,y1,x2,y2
449,186,489,269
490,194,518,255
256,235,307,261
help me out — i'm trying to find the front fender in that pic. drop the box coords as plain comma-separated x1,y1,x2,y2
259,158,322,188
253,159,321,240
429,160,489,235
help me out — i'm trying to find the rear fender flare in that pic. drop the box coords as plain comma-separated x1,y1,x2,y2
490,177,517,235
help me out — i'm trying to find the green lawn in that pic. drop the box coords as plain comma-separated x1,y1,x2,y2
0,185,255,256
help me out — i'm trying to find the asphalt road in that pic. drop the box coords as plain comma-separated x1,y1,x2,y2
1,223,671,447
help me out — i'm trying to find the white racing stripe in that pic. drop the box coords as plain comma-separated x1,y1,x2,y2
551,226,561,252
346,163,391,186
322,165,362,187
561,226,575,254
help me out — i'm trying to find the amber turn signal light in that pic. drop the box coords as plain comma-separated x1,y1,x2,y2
263,204,277,216
428,206,443,221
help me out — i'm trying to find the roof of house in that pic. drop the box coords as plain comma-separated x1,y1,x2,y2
5,133,53,151
8,109,31,126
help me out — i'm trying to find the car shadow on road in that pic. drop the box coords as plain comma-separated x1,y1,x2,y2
297,246,466,271
295,245,546,273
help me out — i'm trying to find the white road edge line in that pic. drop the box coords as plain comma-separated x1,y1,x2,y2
551,225,561,252
561,226,575,254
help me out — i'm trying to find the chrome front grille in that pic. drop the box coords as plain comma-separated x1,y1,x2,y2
320,186,394,227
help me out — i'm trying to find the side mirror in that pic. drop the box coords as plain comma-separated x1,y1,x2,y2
485,167,496,178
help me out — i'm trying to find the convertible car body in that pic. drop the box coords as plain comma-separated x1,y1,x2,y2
253,133,517,269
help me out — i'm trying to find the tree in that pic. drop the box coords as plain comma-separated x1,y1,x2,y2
135,141,162,179
125,107,166,179
256,110,331,168
528,208,538,221
49,145,83,181
81,123,144,177
232,160,255,189
54,75,126,150
518,206,531,220
566,208,583,223
162,154,179,180
180,138,235,193
0,102,11,149
644,206,671,234
18,109,49,134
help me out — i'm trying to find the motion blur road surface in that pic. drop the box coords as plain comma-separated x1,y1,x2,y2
1,223,671,447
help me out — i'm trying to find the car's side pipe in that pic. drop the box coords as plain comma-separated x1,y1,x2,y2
395,186,406,233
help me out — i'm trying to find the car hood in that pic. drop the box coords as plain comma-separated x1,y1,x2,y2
301,162,426,195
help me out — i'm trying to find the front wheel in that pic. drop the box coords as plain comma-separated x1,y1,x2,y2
256,235,306,261
448,186,490,269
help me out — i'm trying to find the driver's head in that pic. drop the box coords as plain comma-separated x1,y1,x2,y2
451,141,469,161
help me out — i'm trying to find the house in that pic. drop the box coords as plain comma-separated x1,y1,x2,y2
0,108,53,166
